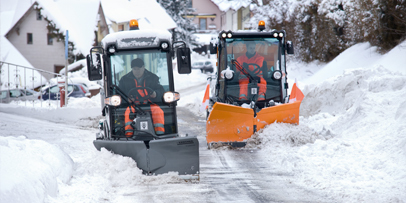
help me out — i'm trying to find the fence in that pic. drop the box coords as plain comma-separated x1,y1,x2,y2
0,61,68,108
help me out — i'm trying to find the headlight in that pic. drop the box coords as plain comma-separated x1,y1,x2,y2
279,33,284,37
221,33,227,38
104,95,121,106
108,46,116,53
273,33,278,37
272,70,282,80
227,33,232,38
163,92,180,103
161,42,169,49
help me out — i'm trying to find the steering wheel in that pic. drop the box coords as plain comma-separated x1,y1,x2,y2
244,63,262,75
127,87,155,102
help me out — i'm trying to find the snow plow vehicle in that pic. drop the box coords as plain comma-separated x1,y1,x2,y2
206,21,304,148
86,20,199,176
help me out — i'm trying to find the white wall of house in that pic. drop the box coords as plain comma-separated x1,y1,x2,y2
221,7,251,31
223,10,233,31
6,7,65,79
241,7,251,29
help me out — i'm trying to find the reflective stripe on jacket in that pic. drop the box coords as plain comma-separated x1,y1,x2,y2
124,79,165,137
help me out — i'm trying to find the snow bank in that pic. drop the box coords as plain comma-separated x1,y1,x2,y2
304,42,381,85
374,40,406,74
0,95,102,128
0,136,73,203
247,66,406,202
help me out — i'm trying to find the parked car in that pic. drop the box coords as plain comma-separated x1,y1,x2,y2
192,60,214,73
0,89,41,103
192,61,204,70
202,60,214,73
41,83,91,100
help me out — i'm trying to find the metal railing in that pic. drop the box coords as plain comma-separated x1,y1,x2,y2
0,61,68,108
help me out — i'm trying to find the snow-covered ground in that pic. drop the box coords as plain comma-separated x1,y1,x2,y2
1,41,406,202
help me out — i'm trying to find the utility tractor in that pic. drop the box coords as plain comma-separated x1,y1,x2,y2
86,20,199,176
206,21,303,148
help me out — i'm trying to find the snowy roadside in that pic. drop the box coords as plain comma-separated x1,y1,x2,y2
1,41,406,202
247,67,406,202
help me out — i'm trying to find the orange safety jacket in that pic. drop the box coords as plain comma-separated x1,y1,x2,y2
124,79,165,137
236,52,266,100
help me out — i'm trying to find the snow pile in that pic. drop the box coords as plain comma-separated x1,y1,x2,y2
247,66,406,202
303,42,381,85
51,148,186,203
0,95,102,128
0,136,73,203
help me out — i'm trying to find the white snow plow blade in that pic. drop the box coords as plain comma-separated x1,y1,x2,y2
93,137,199,175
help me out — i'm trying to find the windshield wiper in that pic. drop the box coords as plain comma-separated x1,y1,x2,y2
111,84,146,114
231,59,257,82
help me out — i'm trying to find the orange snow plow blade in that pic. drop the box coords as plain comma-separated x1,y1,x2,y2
256,101,301,129
206,101,302,145
206,102,254,143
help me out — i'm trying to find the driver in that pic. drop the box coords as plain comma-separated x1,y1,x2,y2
118,58,165,136
236,41,266,101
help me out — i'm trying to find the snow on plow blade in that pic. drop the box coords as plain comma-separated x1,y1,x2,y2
206,101,301,145
93,137,199,175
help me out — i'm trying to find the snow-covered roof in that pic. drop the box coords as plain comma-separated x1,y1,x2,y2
101,0,177,30
102,29,172,49
210,0,251,12
0,2,33,67
35,0,100,55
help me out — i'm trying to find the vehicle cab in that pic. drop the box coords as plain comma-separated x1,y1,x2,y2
210,22,294,109
87,20,191,140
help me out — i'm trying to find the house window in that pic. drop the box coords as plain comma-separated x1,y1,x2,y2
118,24,124,31
47,34,53,45
54,65,64,74
36,10,42,20
199,18,207,30
27,33,33,44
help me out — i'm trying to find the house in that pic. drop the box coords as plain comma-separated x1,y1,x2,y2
187,0,252,33
97,0,177,45
186,0,223,33
5,0,99,80
186,0,252,54
211,0,252,31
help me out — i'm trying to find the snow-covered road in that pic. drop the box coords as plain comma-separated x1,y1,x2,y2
0,107,333,203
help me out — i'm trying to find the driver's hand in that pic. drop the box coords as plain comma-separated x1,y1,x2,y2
150,91,157,98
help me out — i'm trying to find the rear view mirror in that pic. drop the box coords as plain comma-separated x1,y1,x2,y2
86,47,104,81
177,47,192,74
286,41,294,55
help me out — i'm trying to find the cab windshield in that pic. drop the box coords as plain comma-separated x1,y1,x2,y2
110,50,170,94
218,38,283,103
108,50,178,136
